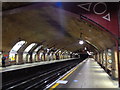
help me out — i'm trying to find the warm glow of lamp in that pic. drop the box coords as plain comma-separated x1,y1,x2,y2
79,40,84,45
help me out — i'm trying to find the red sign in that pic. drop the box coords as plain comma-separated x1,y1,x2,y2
54,2,119,37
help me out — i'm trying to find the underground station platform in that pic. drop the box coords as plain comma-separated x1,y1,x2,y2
1,1,120,89
0,58,119,89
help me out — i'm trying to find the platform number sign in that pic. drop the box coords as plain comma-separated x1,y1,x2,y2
77,2,111,22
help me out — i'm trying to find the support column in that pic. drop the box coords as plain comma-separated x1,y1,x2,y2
98,53,100,63
95,54,97,61
17,52,23,64
18,42,30,64
97,53,99,63
101,52,104,66
99,53,101,64
111,47,117,79
29,53,32,63
100,52,103,65
36,53,39,62
43,52,46,61
105,50,108,71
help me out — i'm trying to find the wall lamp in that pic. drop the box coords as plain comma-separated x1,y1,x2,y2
79,33,84,45
79,40,84,45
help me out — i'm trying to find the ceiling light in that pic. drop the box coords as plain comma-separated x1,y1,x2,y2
85,47,87,50
79,40,84,45
79,33,84,45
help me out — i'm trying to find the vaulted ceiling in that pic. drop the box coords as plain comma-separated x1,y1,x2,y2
2,2,117,54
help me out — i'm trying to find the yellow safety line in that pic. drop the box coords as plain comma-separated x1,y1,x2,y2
49,64,80,89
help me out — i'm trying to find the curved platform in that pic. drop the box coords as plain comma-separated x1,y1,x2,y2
50,58,118,88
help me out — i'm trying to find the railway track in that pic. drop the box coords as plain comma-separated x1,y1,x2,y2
2,59,83,90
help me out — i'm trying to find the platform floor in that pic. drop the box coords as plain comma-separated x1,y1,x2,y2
50,58,119,88
0,58,75,73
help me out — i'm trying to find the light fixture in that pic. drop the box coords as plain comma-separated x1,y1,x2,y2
79,40,84,45
79,33,84,45
84,47,87,50
87,51,91,55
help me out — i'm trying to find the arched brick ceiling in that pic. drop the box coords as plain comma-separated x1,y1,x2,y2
2,2,116,53
2,2,33,11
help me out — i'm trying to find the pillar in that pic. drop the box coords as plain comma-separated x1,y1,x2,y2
17,52,24,64
18,42,30,64
105,50,108,71
112,47,118,79
111,47,117,79
97,53,100,63
101,52,104,66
